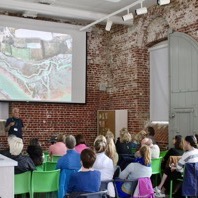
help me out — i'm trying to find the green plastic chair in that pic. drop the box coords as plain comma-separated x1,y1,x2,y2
14,171,31,197
151,157,163,186
51,155,62,162
36,164,45,171
160,150,168,158
31,169,60,198
44,161,57,171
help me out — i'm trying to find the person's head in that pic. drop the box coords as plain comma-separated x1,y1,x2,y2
29,138,41,146
134,130,147,143
75,134,86,146
81,148,96,169
65,135,76,149
184,135,197,150
8,135,23,155
141,137,153,147
12,107,20,118
139,145,151,165
120,129,131,143
173,135,184,150
94,135,107,153
57,134,65,143
147,126,155,137
106,130,114,140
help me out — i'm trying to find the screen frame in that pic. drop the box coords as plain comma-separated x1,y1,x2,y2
0,15,87,104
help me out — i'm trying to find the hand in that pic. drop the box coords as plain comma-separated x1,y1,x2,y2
10,122,15,127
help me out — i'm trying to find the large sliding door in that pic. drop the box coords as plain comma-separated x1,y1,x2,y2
169,32,198,146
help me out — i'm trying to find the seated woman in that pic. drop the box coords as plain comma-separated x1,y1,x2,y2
49,134,67,157
154,135,198,197
75,134,88,153
161,135,184,170
117,145,152,198
93,135,115,197
26,138,44,166
6,135,36,174
105,130,119,167
67,148,101,196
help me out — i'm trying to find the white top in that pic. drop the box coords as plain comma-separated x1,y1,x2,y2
0,154,18,167
93,152,114,180
150,144,160,159
177,148,198,172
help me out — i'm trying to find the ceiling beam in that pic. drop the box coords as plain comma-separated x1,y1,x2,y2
0,0,133,26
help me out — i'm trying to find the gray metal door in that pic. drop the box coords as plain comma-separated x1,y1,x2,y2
169,32,198,146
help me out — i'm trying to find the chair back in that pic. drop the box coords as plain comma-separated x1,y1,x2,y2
151,157,162,175
160,150,168,158
182,162,198,196
52,155,62,162
58,169,78,198
14,171,31,195
77,190,108,198
31,169,60,197
44,161,57,171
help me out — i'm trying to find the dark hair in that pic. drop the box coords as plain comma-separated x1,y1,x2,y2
75,134,86,146
148,126,155,136
29,138,40,146
185,135,198,148
65,135,76,149
81,148,96,168
27,145,43,166
174,135,184,150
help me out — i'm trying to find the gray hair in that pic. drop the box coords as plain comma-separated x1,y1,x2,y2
8,135,23,155
65,135,76,149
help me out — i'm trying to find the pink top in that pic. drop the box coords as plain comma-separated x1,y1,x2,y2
49,142,67,156
75,144,88,153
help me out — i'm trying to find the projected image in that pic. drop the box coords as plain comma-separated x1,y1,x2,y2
0,27,72,102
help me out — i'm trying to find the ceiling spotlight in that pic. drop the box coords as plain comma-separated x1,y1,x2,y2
105,20,113,31
157,0,170,5
135,1,147,15
122,9,133,21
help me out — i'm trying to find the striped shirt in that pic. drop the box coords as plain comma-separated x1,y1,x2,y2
177,148,198,172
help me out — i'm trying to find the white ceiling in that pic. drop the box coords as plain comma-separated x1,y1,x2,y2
0,0,158,27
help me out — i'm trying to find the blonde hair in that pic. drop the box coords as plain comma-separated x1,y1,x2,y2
8,135,23,156
134,130,147,143
139,145,151,166
105,135,118,166
94,135,107,153
120,128,131,143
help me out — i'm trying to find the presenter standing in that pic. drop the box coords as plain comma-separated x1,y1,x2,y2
5,107,28,139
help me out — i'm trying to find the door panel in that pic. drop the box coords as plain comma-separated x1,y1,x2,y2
169,32,198,146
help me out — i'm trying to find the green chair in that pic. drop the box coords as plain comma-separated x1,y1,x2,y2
160,150,168,158
36,164,45,171
44,161,57,171
31,169,60,198
51,155,62,162
151,157,163,186
14,171,31,198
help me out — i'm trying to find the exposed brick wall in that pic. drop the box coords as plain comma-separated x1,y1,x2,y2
0,0,197,151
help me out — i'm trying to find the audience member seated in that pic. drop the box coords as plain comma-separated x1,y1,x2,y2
67,148,101,197
147,126,156,144
132,130,147,145
5,135,36,174
136,137,160,159
116,128,135,155
56,135,81,170
75,134,88,153
154,135,198,197
26,138,44,166
117,145,152,198
49,134,67,157
105,130,118,167
161,135,184,170
93,135,115,197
